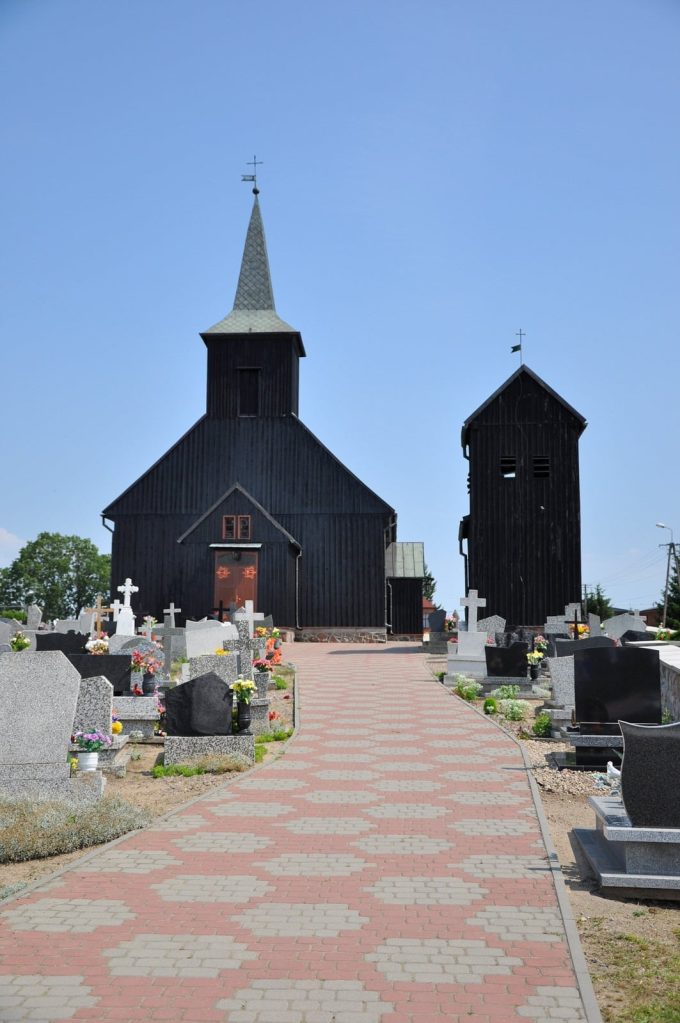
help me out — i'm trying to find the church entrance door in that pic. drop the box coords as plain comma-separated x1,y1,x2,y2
214,550,258,610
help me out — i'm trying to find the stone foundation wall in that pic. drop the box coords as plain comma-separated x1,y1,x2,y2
295,628,387,644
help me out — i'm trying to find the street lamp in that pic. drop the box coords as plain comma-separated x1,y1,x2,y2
656,523,674,628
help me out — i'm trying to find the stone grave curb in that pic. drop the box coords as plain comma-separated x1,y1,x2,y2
0,665,300,909
448,688,604,1023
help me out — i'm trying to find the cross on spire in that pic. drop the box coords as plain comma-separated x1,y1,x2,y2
241,155,263,195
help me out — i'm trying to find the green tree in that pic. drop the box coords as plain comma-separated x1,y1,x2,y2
657,561,680,630
0,532,110,619
585,584,614,620
422,562,436,602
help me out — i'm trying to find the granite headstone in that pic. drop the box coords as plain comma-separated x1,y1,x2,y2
619,720,680,828
574,647,661,731
484,643,528,678
72,675,114,736
165,672,234,737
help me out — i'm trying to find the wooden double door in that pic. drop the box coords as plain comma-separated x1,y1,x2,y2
214,550,258,611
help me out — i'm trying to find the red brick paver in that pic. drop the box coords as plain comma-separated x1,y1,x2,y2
0,644,599,1022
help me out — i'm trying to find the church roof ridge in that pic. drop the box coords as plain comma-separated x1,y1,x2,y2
203,194,298,335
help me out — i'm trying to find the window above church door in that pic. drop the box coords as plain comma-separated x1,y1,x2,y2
222,515,252,540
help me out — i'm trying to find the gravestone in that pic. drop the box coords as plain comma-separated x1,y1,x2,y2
484,643,528,678
547,655,575,710
0,651,104,803
620,630,651,645
165,673,234,736
603,612,647,642
78,610,96,635
554,636,616,656
115,577,139,636
26,604,43,631
427,609,446,633
54,618,83,634
72,675,113,736
574,647,661,731
588,613,601,635
188,653,239,686
36,631,87,655
477,614,506,635
565,602,583,622
620,720,680,829
445,590,489,681
544,614,569,635
0,621,12,648
185,621,238,660
65,654,133,696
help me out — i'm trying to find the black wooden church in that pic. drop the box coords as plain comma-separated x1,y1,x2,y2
458,365,587,626
103,193,422,632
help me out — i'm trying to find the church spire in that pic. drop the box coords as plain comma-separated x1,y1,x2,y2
232,196,276,312
203,192,297,335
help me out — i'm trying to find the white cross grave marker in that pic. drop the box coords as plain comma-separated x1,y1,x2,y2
460,589,486,632
118,578,139,607
163,603,182,629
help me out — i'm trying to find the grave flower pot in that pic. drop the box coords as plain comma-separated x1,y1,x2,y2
237,701,252,735
142,672,157,695
77,751,99,772
529,664,540,680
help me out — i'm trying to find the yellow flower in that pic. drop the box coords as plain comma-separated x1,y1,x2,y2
111,720,123,734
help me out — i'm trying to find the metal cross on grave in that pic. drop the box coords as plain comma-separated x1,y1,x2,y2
460,589,487,632
163,603,182,629
117,578,139,608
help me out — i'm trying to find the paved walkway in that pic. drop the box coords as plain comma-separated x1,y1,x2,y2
0,644,600,1022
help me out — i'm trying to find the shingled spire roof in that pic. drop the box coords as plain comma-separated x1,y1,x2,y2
204,195,297,334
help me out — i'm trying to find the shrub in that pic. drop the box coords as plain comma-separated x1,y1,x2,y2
532,712,553,737
0,610,27,623
498,699,528,721
454,675,483,701
435,671,446,682
0,797,151,863
483,697,497,715
273,677,288,690
490,684,520,699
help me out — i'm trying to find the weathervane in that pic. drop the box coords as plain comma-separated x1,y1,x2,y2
511,328,525,365
241,155,262,195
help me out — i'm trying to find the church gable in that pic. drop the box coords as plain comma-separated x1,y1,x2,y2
177,484,300,548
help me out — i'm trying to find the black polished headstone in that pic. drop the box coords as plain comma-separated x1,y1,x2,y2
36,631,87,655
620,720,680,828
165,672,234,736
428,609,446,633
574,647,661,732
555,636,616,657
484,643,528,678
65,654,132,696
620,630,651,645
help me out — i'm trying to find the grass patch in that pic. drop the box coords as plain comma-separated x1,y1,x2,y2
254,728,293,744
0,797,151,863
254,745,265,763
586,924,680,1023
273,676,288,690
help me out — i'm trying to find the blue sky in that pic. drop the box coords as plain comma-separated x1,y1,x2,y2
1,0,678,617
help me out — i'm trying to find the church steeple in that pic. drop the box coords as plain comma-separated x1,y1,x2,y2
203,195,298,335
201,189,305,419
